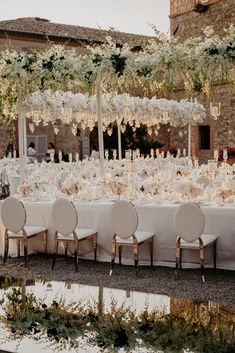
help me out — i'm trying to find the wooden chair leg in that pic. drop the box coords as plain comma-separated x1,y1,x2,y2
118,246,122,265
213,241,217,269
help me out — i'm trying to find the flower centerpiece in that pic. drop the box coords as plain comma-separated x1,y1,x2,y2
60,174,88,195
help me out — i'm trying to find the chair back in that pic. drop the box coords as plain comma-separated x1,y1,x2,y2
52,198,78,235
174,202,205,242
1,197,26,233
109,200,138,239
58,172,69,189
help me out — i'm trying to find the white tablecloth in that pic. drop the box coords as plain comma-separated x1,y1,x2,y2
0,201,235,270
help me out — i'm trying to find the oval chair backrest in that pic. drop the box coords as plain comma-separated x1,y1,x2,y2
174,202,205,242
109,200,138,239
1,197,26,233
52,198,78,235
59,172,69,189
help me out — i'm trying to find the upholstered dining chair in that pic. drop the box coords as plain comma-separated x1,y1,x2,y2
174,202,218,282
51,198,97,272
109,200,154,275
1,196,48,266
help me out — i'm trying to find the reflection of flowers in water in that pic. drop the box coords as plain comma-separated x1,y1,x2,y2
2,285,235,353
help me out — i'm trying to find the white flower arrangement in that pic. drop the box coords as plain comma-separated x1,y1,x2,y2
103,176,127,197
61,174,89,195
140,176,161,195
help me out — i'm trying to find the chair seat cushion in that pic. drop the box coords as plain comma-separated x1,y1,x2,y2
116,231,154,244
8,225,47,238
75,228,96,240
179,234,218,249
57,233,74,241
57,228,96,241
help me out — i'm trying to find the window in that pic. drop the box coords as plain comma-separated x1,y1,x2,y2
199,125,210,150
27,135,47,162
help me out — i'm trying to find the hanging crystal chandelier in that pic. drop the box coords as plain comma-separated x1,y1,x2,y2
29,122,35,133
71,122,78,136
53,122,60,135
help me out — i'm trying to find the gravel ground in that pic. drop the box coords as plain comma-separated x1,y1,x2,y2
0,254,234,304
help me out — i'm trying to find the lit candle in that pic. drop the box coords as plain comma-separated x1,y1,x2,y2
213,149,219,160
223,149,228,161
50,151,54,163
58,151,62,162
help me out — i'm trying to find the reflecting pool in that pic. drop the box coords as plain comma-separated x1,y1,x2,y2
0,276,234,353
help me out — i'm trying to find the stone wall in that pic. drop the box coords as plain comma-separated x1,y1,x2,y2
170,0,235,39
0,121,12,158
169,0,235,162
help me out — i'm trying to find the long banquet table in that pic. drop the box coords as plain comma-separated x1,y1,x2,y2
0,200,234,270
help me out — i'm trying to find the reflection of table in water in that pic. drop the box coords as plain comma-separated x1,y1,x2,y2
0,201,234,270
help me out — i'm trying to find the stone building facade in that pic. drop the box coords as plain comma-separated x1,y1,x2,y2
169,0,235,162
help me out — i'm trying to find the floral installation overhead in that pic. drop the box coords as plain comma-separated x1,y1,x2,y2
22,90,206,135
0,25,234,120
